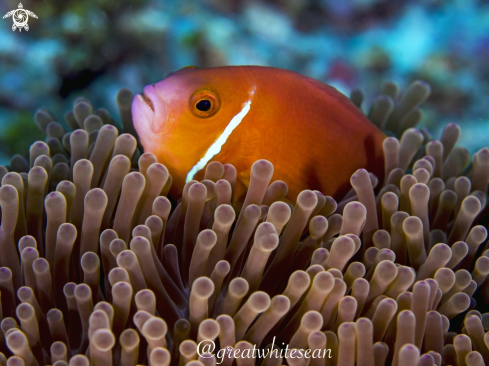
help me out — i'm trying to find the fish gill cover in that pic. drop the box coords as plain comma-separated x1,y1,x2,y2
0,1,489,366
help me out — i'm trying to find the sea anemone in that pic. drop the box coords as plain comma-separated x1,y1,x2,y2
0,81,488,366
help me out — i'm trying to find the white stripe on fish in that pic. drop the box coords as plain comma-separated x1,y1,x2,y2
186,99,252,182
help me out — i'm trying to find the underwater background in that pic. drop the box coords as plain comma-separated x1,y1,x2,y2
1,1,489,365
0,0,489,163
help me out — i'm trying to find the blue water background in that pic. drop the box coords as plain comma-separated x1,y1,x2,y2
0,0,488,163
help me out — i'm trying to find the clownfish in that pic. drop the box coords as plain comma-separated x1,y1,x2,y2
132,66,385,200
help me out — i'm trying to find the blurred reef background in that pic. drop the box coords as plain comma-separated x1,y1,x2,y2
0,0,488,164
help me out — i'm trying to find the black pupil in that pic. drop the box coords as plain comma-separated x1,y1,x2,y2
196,99,211,111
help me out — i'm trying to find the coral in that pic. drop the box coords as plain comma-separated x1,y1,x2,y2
0,80,487,366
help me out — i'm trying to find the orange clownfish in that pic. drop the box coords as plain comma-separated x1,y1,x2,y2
131,66,386,200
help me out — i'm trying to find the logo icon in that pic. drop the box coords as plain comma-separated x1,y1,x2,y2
3,3,38,32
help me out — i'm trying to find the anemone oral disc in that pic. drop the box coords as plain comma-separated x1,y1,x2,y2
186,99,252,182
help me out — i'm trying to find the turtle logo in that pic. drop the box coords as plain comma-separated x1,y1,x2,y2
3,3,38,32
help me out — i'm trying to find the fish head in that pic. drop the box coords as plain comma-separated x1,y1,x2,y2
132,66,255,196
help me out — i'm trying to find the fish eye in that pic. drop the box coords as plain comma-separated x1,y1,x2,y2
196,99,211,111
190,90,220,118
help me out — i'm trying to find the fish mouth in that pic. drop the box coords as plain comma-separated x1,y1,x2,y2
140,91,154,112
132,84,169,136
